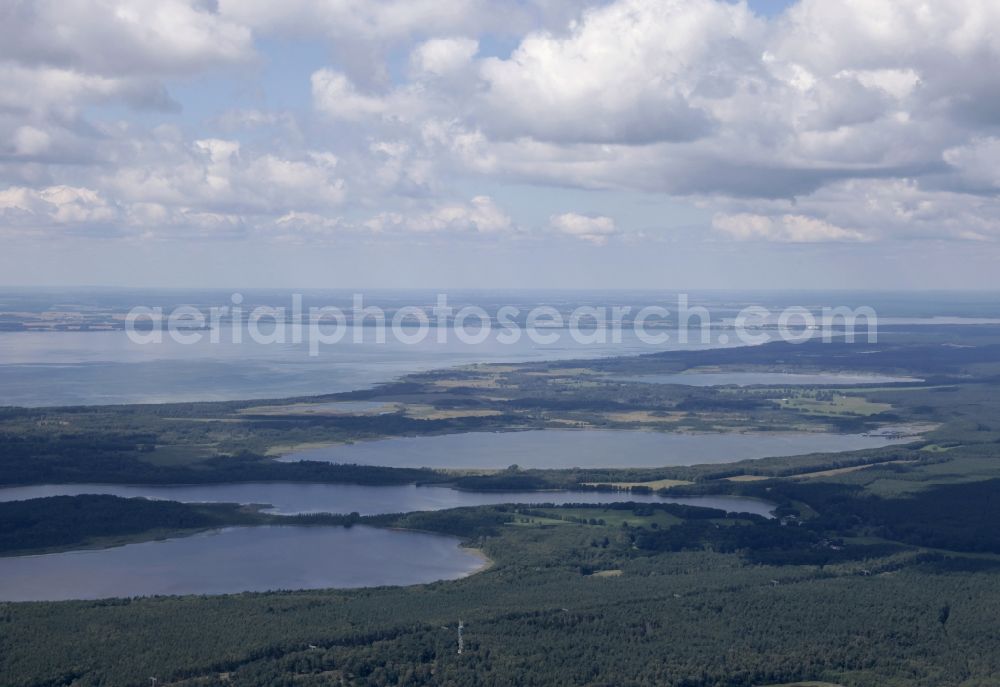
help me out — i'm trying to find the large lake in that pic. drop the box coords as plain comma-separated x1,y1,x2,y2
0,325,735,407
0,525,484,602
2,288,995,407
614,372,921,386
281,429,907,470
0,483,776,517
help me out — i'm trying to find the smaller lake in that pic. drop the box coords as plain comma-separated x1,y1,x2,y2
0,483,777,517
281,429,907,470
614,372,921,386
0,525,483,602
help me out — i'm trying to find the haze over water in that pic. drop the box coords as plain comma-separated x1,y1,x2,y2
0,324,724,406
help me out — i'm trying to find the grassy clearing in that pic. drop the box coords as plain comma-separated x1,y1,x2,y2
602,410,683,424
464,364,519,372
544,418,596,428
401,404,504,420
524,368,598,377
861,454,1000,496
238,402,398,416
919,443,958,453
433,377,506,389
789,460,919,481
509,514,568,527
780,393,892,417
263,441,341,456
162,417,248,423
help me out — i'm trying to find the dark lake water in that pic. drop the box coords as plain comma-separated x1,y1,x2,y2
0,484,775,601
0,525,484,602
0,483,777,517
614,372,921,386
281,429,907,470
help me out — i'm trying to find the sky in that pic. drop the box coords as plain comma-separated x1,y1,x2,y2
2,0,1000,289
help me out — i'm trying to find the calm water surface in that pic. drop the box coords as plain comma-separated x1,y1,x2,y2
0,326,737,407
0,483,776,517
281,429,907,470
0,525,483,602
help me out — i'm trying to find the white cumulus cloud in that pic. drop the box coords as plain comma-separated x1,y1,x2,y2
712,213,866,243
411,38,479,77
5,0,1000,252
367,196,513,235
550,213,618,245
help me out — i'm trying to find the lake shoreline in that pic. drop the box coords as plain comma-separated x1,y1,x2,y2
460,546,495,575
280,427,918,471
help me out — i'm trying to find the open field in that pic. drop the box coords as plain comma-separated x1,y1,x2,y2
778,394,893,417
238,402,398,416
787,460,919,480
7,332,1000,684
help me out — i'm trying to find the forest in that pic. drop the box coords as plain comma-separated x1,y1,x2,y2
4,496,1000,686
1,326,981,490
0,495,262,556
6,329,1000,685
